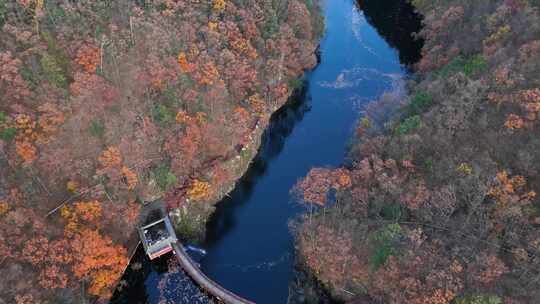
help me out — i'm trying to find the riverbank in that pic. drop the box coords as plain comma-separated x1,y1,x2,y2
294,0,540,303
111,81,312,304
114,31,321,304
166,81,312,244
0,1,324,303
112,0,418,302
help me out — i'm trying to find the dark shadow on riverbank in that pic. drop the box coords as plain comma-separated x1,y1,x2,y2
109,80,312,304
204,81,312,244
356,0,424,66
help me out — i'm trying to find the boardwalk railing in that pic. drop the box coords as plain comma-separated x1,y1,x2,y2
171,242,256,304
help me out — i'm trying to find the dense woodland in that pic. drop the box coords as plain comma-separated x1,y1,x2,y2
0,0,322,303
295,0,540,303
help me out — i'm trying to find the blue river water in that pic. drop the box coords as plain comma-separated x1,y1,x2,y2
110,0,422,303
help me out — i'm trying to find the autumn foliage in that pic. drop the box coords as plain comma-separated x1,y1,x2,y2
71,229,127,298
0,0,322,302
15,140,37,164
98,146,122,168
177,52,195,73
487,171,536,221
75,44,100,73
294,0,540,303
213,0,226,12
187,179,212,201
121,166,138,190
294,168,351,205
61,200,103,233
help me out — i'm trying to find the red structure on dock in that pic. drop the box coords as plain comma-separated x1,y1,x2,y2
138,217,177,260
138,212,255,304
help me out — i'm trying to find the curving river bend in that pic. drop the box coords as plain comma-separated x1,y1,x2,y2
111,0,422,303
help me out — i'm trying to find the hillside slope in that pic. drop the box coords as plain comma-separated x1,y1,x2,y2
294,0,540,303
0,0,322,302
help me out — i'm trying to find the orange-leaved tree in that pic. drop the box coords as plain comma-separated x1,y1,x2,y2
61,200,103,234
294,168,352,205
212,0,226,12
488,171,536,209
177,52,195,73
71,229,127,298
98,146,122,168
75,44,100,73
121,166,138,190
187,179,211,201
15,140,38,164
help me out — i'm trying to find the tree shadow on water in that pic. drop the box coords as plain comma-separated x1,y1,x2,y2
204,80,312,244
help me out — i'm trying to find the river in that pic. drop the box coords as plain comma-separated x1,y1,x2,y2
110,0,422,303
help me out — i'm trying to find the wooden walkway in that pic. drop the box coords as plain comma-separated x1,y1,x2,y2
171,242,255,304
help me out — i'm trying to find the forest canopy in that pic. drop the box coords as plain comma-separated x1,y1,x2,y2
0,0,322,302
294,0,540,303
